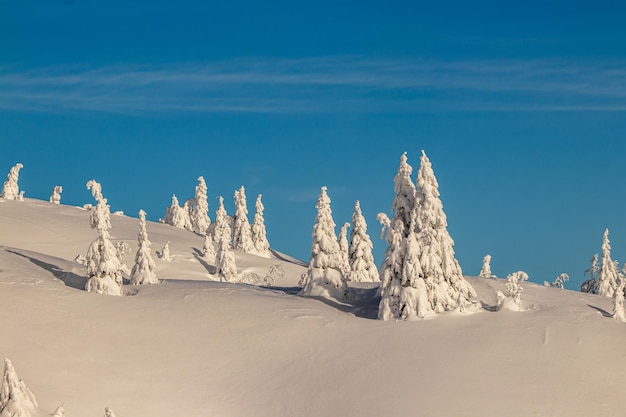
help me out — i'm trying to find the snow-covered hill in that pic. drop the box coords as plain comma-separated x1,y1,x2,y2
1,198,625,417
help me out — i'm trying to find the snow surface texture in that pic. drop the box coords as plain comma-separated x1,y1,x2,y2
3,199,626,417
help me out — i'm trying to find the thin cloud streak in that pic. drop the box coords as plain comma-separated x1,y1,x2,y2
2,57,626,114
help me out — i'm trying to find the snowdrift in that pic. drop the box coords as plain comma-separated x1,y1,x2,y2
1,199,625,417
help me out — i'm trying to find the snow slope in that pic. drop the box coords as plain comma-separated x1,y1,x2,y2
1,199,625,417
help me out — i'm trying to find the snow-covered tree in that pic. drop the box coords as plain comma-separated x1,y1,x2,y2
104,407,117,417
504,270,528,311
612,277,626,322
479,254,496,278
85,180,123,296
232,186,255,253
162,194,193,231
378,151,476,320
130,209,158,285
212,196,231,248
347,201,379,283
338,222,351,278
202,233,216,261
1,163,24,201
299,186,349,300
51,404,66,417
0,358,42,417
251,194,271,258
597,229,619,297
158,241,172,262
545,273,569,289
414,150,476,313
378,152,419,320
216,229,238,282
192,176,211,235
581,253,599,294
49,185,63,204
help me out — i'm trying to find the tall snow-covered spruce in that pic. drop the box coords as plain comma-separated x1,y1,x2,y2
299,186,349,300
1,163,24,201
338,222,351,278
192,176,211,235
597,228,618,297
348,200,379,282
85,180,123,296
130,209,159,285
232,186,255,253
251,194,271,258
378,151,476,320
212,196,231,248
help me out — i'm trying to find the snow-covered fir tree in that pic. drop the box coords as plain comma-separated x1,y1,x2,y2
479,254,496,278
251,194,271,258
49,185,62,204
378,152,419,319
232,186,255,253
0,163,24,201
299,186,349,300
202,233,216,261
212,196,231,248
347,200,379,283
0,358,42,417
414,150,476,313
216,227,238,282
158,241,172,262
547,273,569,289
337,222,351,278
192,176,211,235
130,209,158,285
85,180,123,296
163,194,193,231
378,151,476,320
612,276,626,322
597,228,619,297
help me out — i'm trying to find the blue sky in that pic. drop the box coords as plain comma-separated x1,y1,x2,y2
2,0,626,289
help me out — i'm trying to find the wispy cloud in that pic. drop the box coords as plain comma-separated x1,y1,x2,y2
2,57,626,114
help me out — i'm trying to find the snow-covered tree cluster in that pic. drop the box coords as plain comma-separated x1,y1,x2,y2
1,163,24,201
233,186,254,253
299,186,350,300
162,194,193,231
377,151,476,320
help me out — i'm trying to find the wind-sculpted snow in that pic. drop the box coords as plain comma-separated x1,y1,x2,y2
2,199,626,416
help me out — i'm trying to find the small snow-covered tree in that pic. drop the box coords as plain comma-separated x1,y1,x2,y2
232,186,255,253
1,163,24,201
0,358,42,417
581,253,599,294
299,186,349,300
192,176,211,235
202,233,216,261
597,229,619,297
104,407,117,417
130,209,158,285
504,270,528,310
337,222,351,278
251,194,271,258
213,196,231,248
347,201,379,283
51,404,66,417
479,254,496,278
612,276,626,322
85,180,123,296
49,185,63,204
550,273,569,289
216,229,238,282
158,241,172,262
